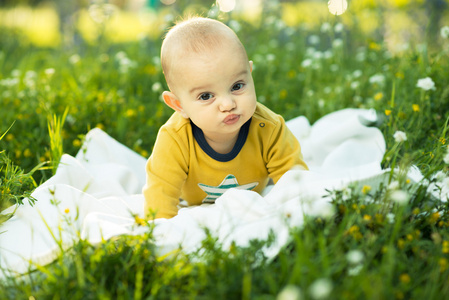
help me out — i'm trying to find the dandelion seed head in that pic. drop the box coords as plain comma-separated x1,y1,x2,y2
277,285,303,300
393,131,407,143
346,249,364,265
416,77,436,91
152,82,163,93
69,54,81,64
320,22,332,33
387,213,395,224
332,38,343,48
309,278,333,300
334,23,344,33
440,26,449,39
390,190,409,205
308,35,320,45
369,74,385,86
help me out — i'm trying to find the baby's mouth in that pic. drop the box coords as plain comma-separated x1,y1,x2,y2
223,114,240,125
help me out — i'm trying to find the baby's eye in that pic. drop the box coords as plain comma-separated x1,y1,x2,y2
199,93,213,101
231,82,244,91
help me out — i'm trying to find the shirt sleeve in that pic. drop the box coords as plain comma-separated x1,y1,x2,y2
142,126,189,219
265,114,308,183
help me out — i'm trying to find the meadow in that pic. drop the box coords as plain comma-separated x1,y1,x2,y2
1,0,449,298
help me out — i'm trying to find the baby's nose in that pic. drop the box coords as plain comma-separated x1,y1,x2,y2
219,96,236,111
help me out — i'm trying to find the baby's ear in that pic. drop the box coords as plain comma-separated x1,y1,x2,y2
249,60,253,72
162,91,189,118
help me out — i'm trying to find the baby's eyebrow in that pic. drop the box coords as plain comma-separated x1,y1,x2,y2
189,85,209,95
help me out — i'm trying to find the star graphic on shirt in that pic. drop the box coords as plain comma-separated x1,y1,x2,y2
198,174,259,204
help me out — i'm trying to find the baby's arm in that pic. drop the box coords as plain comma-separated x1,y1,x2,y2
143,128,189,219
265,115,308,183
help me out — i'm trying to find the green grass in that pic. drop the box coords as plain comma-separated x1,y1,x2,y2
1,1,449,299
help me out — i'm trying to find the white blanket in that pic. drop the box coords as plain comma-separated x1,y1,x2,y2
0,108,397,278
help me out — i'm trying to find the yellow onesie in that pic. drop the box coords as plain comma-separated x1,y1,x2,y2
143,102,308,219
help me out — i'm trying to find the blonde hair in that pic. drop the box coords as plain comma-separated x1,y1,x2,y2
161,17,247,89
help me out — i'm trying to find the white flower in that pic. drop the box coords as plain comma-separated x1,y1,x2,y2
301,59,313,68
44,68,55,76
308,35,320,45
11,69,21,77
346,250,364,265
309,278,333,300
441,26,449,39
390,190,409,205
320,22,332,33
416,77,436,91
393,131,407,143
266,54,276,62
332,38,343,48
323,50,333,59
369,74,385,86
350,81,360,90
352,70,362,78
334,23,344,33
69,54,81,64
115,51,127,60
386,213,395,224
277,285,303,300
347,264,363,276
152,82,162,93
329,64,339,72
228,20,241,32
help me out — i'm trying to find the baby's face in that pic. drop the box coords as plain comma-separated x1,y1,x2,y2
169,43,257,144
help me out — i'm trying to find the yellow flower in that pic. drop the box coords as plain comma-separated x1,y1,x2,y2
397,238,405,250
395,71,404,79
399,273,411,284
412,104,420,112
412,208,420,215
439,258,448,273
96,123,105,130
442,241,449,254
363,214,372,222
287,70,296,78
126,109,137,118
73,139,82,147
5,133,14,141
64,208,70,214
279,89,288,100
430,212,440,223
362,185,371,194
385,109,392,116
140,149,149,158
406,234,413,241
440,138,446,145
23,149,32,158
369,42,381,50
374,92,383,101
134,215,146,226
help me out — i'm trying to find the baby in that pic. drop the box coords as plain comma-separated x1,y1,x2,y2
143,17,308,219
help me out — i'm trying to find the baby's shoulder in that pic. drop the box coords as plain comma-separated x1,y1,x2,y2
161,112,192,134
252,103,284,128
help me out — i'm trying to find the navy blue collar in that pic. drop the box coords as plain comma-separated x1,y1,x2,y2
191,118,252,162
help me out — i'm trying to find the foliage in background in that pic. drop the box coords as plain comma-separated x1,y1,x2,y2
1,0,449,298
